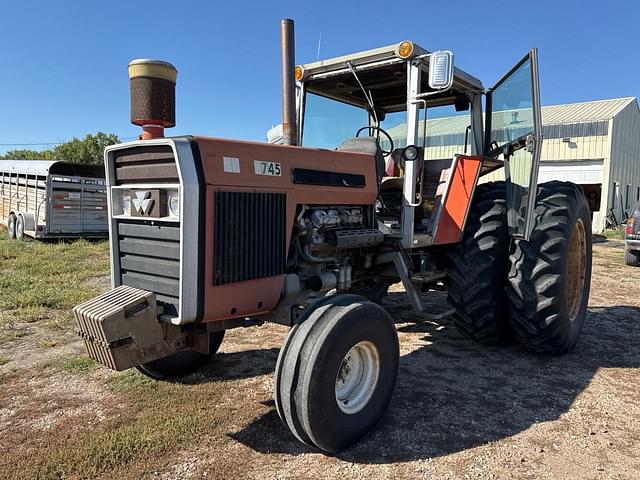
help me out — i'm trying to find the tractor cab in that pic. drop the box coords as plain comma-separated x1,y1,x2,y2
294,41,543,247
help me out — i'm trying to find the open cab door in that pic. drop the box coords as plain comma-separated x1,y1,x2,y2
485,49,543,240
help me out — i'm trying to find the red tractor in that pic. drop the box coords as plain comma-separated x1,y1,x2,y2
75,19,592,452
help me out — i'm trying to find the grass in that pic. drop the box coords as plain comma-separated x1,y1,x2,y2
0,356,9,366
4,368,226,480
602,228,626,240
0,231,109,340
23,409,220,480
48,355,97,373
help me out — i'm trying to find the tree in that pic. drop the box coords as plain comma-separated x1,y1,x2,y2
52,132,120,165
0,132,120,164
0,148,54,160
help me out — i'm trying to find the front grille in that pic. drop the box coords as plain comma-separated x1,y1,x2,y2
114,145,178,184
117,221,180,316
214,191,286,285
113,146,181,317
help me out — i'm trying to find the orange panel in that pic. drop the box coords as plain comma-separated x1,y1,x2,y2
194,137,379,323
433,155,482,245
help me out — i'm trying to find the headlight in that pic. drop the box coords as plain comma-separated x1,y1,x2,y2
120,191,131,216
167,190,180,217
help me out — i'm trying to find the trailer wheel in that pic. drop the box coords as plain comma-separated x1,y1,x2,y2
7,213,16,239
507,181,592,354
136,330,225,380
15,215,25,241
624,248,640,267
274,294,399,452
444,182,511,344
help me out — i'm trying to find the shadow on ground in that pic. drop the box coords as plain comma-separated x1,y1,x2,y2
229,291,640,463
166,348,280,385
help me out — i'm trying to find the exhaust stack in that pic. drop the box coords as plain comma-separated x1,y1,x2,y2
128,59,178,140
280,19,298,146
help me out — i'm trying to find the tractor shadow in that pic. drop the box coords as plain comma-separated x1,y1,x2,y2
231,290,640,463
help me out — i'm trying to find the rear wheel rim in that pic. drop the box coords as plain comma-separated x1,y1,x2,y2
8,217,14,237
335,341,380,415
566,218,587,322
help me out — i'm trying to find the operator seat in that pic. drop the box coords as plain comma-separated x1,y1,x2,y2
336,137,386,186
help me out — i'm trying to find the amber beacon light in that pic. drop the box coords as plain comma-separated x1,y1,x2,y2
128,59,178,140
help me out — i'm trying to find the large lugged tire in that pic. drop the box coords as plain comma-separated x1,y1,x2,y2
275,294,399,452
624,248,640,267
507,181,592,354
445,181,511,344
136,330,225,380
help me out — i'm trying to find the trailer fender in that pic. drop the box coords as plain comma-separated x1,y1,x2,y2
16,212,36,231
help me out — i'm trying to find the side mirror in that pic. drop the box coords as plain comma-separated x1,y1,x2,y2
428,50,454,90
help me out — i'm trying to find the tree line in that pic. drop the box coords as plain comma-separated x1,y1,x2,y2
0,132,120,165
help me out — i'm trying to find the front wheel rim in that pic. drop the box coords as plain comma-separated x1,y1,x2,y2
335,341,380,415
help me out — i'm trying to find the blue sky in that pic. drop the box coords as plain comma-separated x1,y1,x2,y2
0,0,638,154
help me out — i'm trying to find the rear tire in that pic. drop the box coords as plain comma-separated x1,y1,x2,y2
507,181,592,354
445,181,511,344
275,294,399,452
15,215,25,241
7,213,16,239
136,330,225,380
624,248,640,266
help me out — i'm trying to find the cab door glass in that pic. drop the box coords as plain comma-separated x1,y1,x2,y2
486,51,542,239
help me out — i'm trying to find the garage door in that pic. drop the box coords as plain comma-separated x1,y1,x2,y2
537,159,603,185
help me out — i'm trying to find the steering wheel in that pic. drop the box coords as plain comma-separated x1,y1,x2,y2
356,126,394,158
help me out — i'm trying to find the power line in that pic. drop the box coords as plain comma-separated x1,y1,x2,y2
0,142,63,146
0,136,138,148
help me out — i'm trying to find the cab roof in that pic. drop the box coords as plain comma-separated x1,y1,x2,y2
300,41,484,113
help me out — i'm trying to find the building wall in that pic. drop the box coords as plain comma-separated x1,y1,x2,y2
604,101,640,226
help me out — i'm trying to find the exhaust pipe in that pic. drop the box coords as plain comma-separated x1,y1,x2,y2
280,19,298,146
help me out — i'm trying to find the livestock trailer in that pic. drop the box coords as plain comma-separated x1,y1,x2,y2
0,160,108,240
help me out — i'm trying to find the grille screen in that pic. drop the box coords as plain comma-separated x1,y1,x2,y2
214,191,286,285
117,221,180,316
114,145,178,184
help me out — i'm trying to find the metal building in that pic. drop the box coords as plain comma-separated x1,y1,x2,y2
387,96,640,232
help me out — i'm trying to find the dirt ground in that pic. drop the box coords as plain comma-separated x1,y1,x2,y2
1,241,639,479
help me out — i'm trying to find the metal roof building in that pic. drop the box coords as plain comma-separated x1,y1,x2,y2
387,96,640,231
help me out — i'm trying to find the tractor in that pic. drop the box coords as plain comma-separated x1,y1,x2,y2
74,19,592,453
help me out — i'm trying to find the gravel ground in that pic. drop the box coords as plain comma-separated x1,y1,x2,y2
1,242,639,479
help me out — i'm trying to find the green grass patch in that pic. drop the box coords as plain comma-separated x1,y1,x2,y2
4,368,226,480
15,409,220,480
105,368,159,395
0,231,109,338
48,355,97,373
602,228,626,240
0,356,9,366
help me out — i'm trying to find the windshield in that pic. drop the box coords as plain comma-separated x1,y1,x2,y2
302,93,368,149
381,105,471,159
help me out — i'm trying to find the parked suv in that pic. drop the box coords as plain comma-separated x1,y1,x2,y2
625,200,640,266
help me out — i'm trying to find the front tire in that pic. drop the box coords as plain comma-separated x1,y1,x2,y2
136,330,225,380
275,294,399,452
445,182,511,344
507,181,592,354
